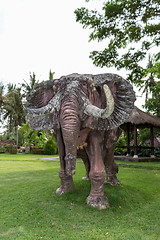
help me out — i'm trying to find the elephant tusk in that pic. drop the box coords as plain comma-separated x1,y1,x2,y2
84,84,114,119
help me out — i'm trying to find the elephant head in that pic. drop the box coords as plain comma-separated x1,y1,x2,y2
25,73,136,131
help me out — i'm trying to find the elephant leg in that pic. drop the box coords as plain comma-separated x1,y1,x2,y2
77,148,90,180
55,129,74,194
86,130,109,209
81,154,90,180
104,129,121,186
104,147,121,186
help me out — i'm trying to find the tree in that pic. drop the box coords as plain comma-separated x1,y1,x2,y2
0,83,4,121
49,70,55,80
141,53,160,117
3,84,25,145
21,72,39,97
145,79,160,117
75,0,160,86
142,55,157,102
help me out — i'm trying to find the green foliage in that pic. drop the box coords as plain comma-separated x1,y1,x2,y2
43,139,58,155
145,80,160,117
22,123,47,149
5,144,12,153
155,146,160,157
21,72,39,97
5,144,17,154
141,55,160,116
115,129,160,157
0,83,4,121
31,146,44,154
0,145,5,153
3,84,25,137
115,132,128,155
75,0,160,85
49,70,55,80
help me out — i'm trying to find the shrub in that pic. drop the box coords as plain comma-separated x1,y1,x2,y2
0,145,5,153
9,145,17,154
43,139,58,155
31,146,44,154
114,147,127,156
155,146,160,157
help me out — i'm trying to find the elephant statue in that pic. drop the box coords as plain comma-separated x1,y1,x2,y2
25,73,136,209
77,127,122,186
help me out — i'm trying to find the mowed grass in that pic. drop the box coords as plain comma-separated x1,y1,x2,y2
0,153,59,161
0,154,160,240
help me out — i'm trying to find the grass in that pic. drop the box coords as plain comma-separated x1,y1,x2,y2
0,154,160,240
0,153,59,161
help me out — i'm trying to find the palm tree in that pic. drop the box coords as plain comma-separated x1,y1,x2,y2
0,83,4,120
21,72,39,97
49,70,55,80
3,84,25,145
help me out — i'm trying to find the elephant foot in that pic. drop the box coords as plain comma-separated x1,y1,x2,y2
105,175,121,186
82,175,89,180
57,171,75,194
56,183,74,195
65,153,76,176
56,186,64,195
86,195,109,210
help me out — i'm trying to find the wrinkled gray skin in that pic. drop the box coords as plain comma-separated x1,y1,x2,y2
25,73,136,209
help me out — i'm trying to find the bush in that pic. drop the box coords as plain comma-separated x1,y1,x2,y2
114,147,127,156
31,146,44,154
43,139,58,155
8,145,17,154
155,146,160,157
5,144,12,153
0,145,5,153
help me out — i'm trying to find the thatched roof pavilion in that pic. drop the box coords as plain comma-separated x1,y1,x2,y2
122,106,160,129
120,106,160,158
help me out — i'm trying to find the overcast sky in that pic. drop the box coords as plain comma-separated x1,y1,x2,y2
0,0,145,107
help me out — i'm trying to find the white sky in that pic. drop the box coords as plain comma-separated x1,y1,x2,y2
0,0,145,108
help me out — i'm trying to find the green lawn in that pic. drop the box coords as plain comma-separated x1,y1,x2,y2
0,154,160,240
0,153,59,161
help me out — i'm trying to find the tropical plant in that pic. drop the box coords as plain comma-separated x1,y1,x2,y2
0,82,4,121
22,122,47,152
21,72,39,97
49,70,55,80
75,0,160,86
143,56,160,117
43,138,58,155
3,84,25,145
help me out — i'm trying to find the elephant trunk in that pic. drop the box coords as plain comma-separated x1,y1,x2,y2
60,95,81,176
84,84,114,119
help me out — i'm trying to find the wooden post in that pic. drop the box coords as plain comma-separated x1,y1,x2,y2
150,126,155,158
126,124,130,156
133,125,138,158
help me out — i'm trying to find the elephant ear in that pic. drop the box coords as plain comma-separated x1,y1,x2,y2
26,79,56,108
93,74,136,130
25,79,59,130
